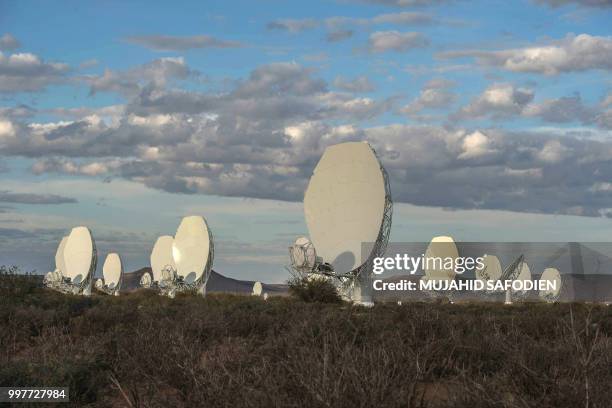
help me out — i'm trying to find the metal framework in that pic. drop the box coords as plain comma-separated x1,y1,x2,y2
541,282,563,302
94,274,123,296
140,272,153,288
44,240,97,296
288,239,318,275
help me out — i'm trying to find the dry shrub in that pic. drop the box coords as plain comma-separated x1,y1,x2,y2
0,269,611,407
288,276,342,304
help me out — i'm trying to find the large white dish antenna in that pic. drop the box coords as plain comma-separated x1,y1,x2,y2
54,236,68,275
475,254,502,283
140,272,152,288
539,267,562,302
150,235,175,282
63,226,96,286
424,236,458,282
513,261,532,296
103,253,123,290
172,216,213,284
304,142,390,275
253,281,263,296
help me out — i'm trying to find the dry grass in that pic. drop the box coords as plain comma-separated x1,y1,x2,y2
1,268,611,407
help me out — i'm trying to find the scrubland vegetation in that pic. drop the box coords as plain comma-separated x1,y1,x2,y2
1,267,611,407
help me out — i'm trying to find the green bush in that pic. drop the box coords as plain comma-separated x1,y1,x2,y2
288,275,342,303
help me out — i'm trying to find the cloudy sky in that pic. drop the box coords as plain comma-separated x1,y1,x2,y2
0,0,611,282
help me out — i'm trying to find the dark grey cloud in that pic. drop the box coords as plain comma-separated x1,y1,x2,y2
535,0,612,7
0,34,20,51
325,12,435,29
367,126,612,216
333,76,375,92
326,29,354,42
523,94,597,124
0,191,77,204
402,78,456,114
86,57,196,96
28,124,612,217
453,85,609,128
0,51,69,92
370,11,434,24
232,62,327,98
0,228,35,239
343,0,448,6
5,60,612,217
455,83,534,119
2,61,390,160
268,12,436,41
439,34,612,75
0,104,36,119
124,34,242,51
266,19,319,33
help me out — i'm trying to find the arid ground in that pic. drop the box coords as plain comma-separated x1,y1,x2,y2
1,270,611,407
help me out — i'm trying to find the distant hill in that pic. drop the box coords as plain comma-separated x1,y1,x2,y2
123,267,289,295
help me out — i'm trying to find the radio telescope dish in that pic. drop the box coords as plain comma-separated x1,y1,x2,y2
252,281,263,296
140,272,152,288
150,235,175,283
424,236,458,282
512,261,532,298
45,237,68,289
99,253,123,295
475,254,502,283
54,236,68,275
304,141,392,277
62,226,97,295
168,215,215,296
539,268,562,302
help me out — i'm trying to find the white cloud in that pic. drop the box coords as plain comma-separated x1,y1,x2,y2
440,34,612,75
456,83,534,118
368,31,429,52
458,131,497,159
124,34,241,51
0,51,69,92
4,60,612,216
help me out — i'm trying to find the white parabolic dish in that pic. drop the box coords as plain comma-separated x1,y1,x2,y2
304,142,387,275
151,235,175,282
172,216,212,284
513,261,532,295
475,254,502,283
424,236,458,282
540,267,562,299
253,281,263,296
103,253,122,289
63,226,95,285
54,236,68,274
